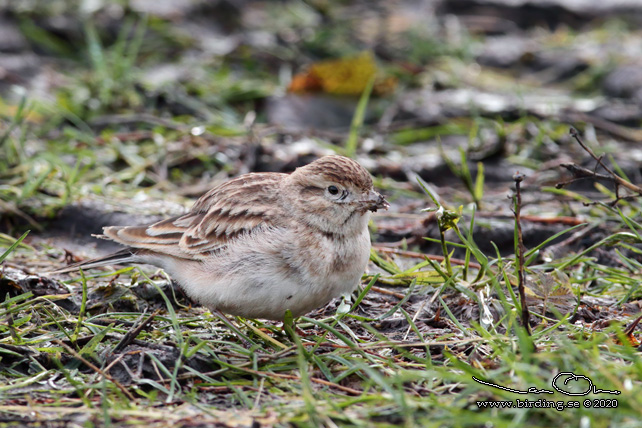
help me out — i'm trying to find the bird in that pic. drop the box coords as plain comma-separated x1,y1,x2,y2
51,155,389,320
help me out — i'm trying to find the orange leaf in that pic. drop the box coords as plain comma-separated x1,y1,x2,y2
288,52,395,95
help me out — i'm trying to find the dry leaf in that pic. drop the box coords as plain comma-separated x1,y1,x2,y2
289,52,396,95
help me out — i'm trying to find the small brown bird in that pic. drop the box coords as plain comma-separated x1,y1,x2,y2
53,155,389,320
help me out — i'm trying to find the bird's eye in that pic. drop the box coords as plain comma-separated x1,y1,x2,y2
327,185,339,195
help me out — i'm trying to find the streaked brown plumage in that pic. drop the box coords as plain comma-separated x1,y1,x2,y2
52,155,389,320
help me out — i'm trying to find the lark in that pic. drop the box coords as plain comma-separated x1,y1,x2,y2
53,155,389,320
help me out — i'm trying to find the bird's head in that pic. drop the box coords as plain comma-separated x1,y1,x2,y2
285,155,389,234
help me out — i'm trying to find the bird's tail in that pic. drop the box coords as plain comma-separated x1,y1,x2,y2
45,248,137,275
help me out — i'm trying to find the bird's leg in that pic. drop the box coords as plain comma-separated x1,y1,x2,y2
281,310,309,339
282,309,296,340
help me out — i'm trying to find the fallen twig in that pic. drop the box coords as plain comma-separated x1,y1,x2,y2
114,309,161,353
557,128,642,206
54,339,136,401
476,212,585,226
512,172,531,336
371,286,406,299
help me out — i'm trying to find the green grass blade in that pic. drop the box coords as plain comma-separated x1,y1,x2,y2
0,231,30,264
345,75,375,158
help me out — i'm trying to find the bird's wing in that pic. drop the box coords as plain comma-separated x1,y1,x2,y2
99,173,284,259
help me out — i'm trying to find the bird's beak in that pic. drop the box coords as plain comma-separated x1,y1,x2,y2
365,190,389,212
